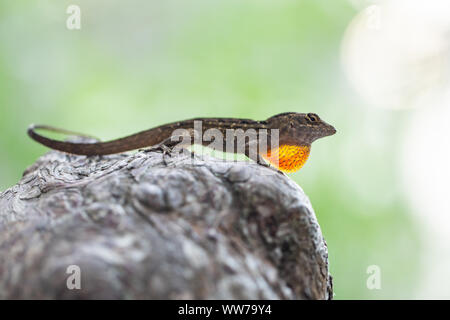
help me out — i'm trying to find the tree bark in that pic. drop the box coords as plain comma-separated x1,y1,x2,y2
0,147,332,299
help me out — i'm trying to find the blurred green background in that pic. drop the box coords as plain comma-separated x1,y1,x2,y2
3,0,448,299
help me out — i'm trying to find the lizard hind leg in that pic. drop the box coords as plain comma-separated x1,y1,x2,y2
140,129,195,165
140,137,181,166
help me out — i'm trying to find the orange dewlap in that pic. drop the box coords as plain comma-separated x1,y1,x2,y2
262,145,311,173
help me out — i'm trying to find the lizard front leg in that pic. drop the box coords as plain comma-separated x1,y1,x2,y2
244,140,283,174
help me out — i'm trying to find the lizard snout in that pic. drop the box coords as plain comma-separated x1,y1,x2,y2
329,126,337,135
323,123,336,137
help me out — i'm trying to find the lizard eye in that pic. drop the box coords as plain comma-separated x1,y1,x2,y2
306,113,319,123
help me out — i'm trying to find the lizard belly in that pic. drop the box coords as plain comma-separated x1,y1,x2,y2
262,145,311,173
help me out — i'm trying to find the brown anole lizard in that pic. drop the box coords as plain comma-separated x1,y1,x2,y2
28,112,336,173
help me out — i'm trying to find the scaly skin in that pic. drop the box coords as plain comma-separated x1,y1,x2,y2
28,112,336,173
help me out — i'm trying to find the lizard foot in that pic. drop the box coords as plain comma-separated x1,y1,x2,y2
256,160,284,175
140,144,173,165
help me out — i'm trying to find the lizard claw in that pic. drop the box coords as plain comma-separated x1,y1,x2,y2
161,145,173,166
256,158,271,168
255,159,284,175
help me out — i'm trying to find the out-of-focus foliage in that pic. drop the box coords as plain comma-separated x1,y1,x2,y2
0,0,425,299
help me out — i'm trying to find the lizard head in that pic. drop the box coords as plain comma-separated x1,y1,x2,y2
266,112,336,145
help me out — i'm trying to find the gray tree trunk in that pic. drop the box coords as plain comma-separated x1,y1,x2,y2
0,147,332,299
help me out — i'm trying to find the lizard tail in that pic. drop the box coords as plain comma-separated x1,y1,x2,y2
27,124,161,156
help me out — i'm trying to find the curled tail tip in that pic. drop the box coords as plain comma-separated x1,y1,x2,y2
27,124,36,136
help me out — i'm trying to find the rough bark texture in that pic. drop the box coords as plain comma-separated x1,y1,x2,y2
0,146,332,299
